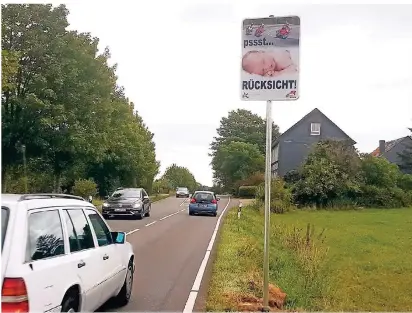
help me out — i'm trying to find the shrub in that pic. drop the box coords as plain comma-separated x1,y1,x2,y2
234,172,265,189
72,179,98,199
397,174,412,191
256,178,293,213
238,185,257,198
357,185,412,208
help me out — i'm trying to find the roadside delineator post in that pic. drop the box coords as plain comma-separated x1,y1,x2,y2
240,14,300,311
238,201,243,219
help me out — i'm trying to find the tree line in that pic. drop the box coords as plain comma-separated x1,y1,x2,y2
210,109,412,209
1,4,161,196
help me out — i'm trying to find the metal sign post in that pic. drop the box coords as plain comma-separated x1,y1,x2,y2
241,14,300,311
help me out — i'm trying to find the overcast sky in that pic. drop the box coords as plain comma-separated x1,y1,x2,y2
61,1,412,186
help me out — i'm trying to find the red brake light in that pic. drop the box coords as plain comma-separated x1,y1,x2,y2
2,278,29,313
190,198,196,203
211,199,217,204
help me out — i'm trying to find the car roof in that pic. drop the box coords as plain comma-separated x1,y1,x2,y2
1,193,95,210
114,188,142,191
193,190,213,194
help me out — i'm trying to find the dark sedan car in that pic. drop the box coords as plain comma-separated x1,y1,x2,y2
102,188,151,219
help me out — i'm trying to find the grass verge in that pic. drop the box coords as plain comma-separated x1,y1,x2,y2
206,205,412,311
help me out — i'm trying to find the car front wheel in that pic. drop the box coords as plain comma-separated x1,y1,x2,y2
113,261,134,306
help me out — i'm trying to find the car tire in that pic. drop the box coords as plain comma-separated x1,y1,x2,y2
61,290,79,312
145,206,151,217
113,261,134,307
213,212,217,217
103,214,109,220
189,211,194,216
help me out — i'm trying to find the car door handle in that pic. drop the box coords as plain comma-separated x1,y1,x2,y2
103,254,109,260
78,261,86,268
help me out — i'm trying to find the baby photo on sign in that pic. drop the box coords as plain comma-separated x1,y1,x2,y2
242,49,298,77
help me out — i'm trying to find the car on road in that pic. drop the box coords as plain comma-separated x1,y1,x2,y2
175,187,190,198
102,187,151,219
188,191,220,216
1,193,135,313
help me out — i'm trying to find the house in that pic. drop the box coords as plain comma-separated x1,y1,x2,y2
370,130,412,174
271,108,356,177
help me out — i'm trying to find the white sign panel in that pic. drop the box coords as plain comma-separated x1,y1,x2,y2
241,16,300,101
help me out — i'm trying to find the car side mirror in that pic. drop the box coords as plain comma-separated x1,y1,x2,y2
112,231,126,244
104,195,109,200
143,195,149,200
217,197,220,201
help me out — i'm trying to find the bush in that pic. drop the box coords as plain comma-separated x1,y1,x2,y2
238,186,257,198
357,185,412,208
256,178,294,213
397,174,412,191
234,172,265,189
72,179,98,199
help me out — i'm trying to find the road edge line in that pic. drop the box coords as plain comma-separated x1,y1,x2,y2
183,196,231,313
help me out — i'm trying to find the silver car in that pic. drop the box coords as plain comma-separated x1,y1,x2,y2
176,187,190,198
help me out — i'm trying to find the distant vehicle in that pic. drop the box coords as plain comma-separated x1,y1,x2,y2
189,191,220,216
102,188,151,219
1,193,135,312
176,187,190,198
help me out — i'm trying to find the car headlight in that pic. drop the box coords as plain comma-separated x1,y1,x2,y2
133,203,141,209
103,203,109,208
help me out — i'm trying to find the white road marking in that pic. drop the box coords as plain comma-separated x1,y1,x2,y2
183,197,231,313
126,228,140,235
159,211,180,221
145,221,157,227
183,292,198,313
124,197,191,236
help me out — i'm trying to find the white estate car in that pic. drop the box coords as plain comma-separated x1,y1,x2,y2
1,194,135,313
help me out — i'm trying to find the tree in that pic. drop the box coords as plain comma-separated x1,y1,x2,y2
212,141,264,191
1,4,159,195
361,155,401,188
398,128,412,173
161,164,198,192
292,140,361,207
210,109,280,157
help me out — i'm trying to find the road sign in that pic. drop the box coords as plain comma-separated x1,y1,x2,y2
241,16,300,101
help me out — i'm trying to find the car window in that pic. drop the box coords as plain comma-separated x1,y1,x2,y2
178,188,187,192
194,192,214,202
1,206,10,252
27,210,65,261
142,189,148,197
111,189,141,199
84,209,113,247
65,209,95,250
63,210,82,252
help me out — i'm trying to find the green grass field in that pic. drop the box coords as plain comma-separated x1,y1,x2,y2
206,206,412,311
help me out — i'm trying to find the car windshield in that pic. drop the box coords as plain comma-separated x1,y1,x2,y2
194,192,214,202
1,206,10,252
178,188,188,192
111,189,141,199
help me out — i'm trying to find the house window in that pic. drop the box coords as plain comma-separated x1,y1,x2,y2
272,145,279,163
310,123,321,135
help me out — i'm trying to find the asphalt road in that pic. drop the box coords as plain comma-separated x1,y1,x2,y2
100,195,234,312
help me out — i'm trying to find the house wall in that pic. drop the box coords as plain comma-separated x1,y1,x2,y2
273,110,353,177
383,137,412,174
